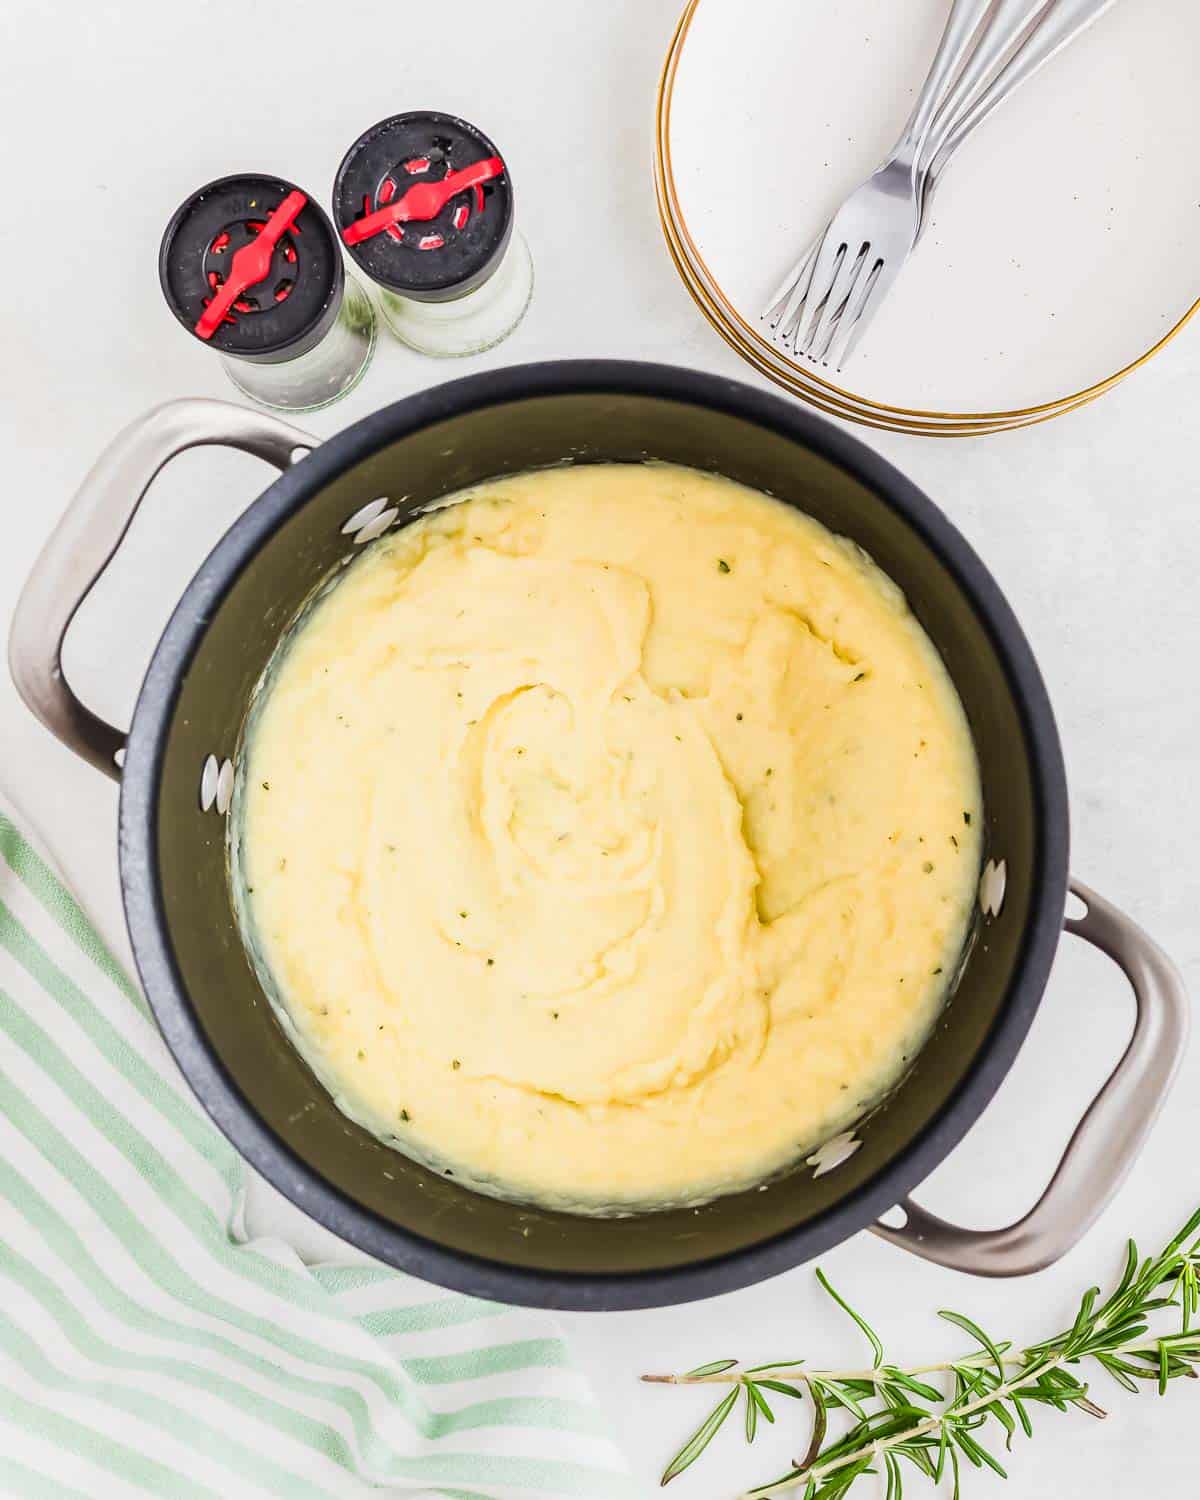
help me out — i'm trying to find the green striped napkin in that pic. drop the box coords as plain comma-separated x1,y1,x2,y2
0,797,630,1499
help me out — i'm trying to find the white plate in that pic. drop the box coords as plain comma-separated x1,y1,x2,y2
665,0,1200,418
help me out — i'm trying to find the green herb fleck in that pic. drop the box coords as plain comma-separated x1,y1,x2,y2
451,1059,461,1070
357,1049,366,1061
486,957,494,967
717,558,731,574
922,861,934,873
261,781,270,791
964,810,972,825
852,671,866,682
932,966,943,975
399,1109,410,1123
736,712,744,722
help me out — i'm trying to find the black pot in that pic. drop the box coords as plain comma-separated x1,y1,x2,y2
9,362,1188,1309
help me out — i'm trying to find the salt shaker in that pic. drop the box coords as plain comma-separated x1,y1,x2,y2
333,112,533,357
159,174,375,411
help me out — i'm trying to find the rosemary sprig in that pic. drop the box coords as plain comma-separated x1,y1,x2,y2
644,1207,1200,1495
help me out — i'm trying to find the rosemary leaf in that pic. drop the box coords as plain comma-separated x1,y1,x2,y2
659,1386,738,1485
816,1269,885,1366
816,1377,867,1421
988,1396,1016,1448
1165,1205,1200,1256
895,1440,936,1480
1068,1286,1102,1347
951,1426,1007,1479
796,1385,828,1473
939,1310,1006,1380
756,1379,807,1400
683,1358,738,1378
745,1468,804,1497
748,1382,777,1424
883,1367,943,1403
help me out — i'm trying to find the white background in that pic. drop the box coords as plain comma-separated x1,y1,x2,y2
0,2,1197,1496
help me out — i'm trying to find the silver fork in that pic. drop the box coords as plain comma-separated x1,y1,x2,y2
767,0,1121,370
769,0,1052,366
762,0,1006,361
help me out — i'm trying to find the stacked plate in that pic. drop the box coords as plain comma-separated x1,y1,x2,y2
655,0,1200,436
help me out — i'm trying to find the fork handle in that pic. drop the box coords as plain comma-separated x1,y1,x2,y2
922,0,1053,161
895,0,997,161
927,0,1123,175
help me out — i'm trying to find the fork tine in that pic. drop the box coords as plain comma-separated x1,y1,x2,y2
827,255,899,369
800,238,869,358
770,240,819,344
761,241,817,329
823,254,884,368
792,225,847,354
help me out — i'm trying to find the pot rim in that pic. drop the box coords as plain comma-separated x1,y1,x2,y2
119,359,1069,1309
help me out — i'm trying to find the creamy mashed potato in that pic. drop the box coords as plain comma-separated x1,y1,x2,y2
237,463,981,1209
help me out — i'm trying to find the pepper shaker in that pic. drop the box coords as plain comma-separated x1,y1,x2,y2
159,174,375,411
333,112,533,357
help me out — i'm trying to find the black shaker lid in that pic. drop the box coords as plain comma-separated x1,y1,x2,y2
333,112,514,303
159,174,344,363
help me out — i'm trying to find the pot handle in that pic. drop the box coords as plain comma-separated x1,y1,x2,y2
8,399,318,781
872,878,1189,1275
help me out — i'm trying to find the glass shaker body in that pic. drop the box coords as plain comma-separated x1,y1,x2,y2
160,174,375,412
375,234,532,357
334,111,532,358
219,274,376,410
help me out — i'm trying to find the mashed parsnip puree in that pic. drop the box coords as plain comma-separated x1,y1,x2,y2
238,463,981,1210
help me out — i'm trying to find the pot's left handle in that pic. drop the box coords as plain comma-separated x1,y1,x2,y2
8,399,318,781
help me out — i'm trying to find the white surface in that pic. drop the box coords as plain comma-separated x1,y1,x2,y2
669,0,1200,413
1,2,1198,1497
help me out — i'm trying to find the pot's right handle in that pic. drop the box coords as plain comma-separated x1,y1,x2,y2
8,399,317,781
872,879,1189,1276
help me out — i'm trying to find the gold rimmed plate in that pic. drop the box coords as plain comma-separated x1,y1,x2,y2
656,0,1200,432
654,5,1106,435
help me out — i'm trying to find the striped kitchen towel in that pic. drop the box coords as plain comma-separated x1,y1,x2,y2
0,795,631,1500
